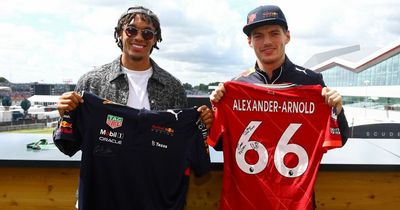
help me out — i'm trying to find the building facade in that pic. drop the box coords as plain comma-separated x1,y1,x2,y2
306,39,400,138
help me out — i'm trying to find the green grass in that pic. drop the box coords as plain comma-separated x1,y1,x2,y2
2,127,54,134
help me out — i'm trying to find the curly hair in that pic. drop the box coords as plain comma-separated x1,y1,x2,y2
114,6,162,52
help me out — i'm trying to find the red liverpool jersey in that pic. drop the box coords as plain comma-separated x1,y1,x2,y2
207,81,342,210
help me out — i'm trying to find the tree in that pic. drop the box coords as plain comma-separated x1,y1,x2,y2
21,99,31,118
189,81,221,94
1,96,11,111
193,83,209,92
182,83,193,91
208,82,220,86
0,77,9,83
2,96,12,106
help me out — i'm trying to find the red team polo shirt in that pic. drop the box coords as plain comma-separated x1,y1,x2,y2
207,81,342,210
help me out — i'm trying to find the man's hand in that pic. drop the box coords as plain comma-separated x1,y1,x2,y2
209,83,225,103
197,105,213,129
57,91,84,117
321,87,343,114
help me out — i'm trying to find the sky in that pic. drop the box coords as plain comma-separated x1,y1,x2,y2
0,0,399,86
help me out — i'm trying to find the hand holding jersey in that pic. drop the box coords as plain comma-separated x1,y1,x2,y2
196,105,214,129
57,91,84,117
321,87,343,114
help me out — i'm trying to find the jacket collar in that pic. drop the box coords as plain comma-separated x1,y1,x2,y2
109,55,169,86
254,55,295,83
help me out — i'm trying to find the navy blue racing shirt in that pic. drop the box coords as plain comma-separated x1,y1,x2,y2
54,92,211,210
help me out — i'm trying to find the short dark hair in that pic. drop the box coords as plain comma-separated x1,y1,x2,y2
114,6,162,52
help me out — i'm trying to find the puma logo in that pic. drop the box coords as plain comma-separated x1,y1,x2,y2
295,67,308,75
167,109,183,121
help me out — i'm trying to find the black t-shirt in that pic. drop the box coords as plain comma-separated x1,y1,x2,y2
54,92,211,210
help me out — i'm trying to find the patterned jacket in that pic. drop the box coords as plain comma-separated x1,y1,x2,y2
75,56,188,110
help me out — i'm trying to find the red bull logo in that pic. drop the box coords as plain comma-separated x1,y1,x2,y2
60,121,73,128
248,13,257,24
263,11,278,18
151,125,174,136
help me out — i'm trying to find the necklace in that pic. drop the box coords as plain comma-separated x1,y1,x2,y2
257,66,283,84
271,66,283,84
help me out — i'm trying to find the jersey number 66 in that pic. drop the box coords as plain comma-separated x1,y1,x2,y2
235,121,309,178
